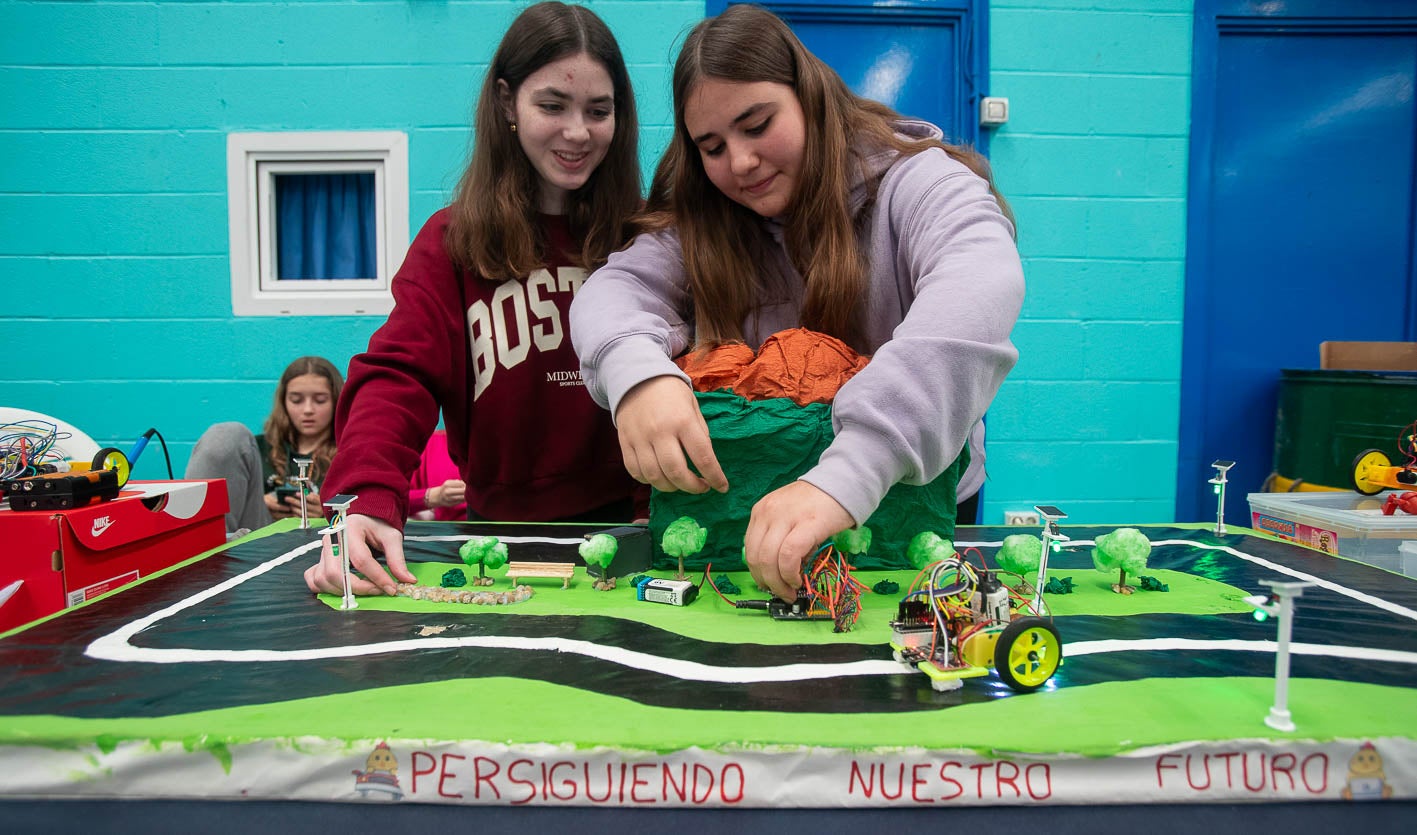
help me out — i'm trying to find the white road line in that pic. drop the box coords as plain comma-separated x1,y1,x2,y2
958,537,1417,624
89,631,904,682
1066,638,1417,666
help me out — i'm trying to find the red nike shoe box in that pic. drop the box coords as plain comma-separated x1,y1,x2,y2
0,479,228,634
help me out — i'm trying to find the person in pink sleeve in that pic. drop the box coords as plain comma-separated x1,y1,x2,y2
408,430,467,522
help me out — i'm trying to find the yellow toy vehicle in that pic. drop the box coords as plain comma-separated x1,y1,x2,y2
1352,448,1417,495
1352,419,1417,495
889,554,1061,693
1351,419,1417,495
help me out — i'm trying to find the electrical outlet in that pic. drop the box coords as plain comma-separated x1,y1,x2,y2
1003,510,1041,526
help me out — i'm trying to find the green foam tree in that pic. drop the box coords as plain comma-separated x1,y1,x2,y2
459,535,508,586
661,516,708,580
831,526,873,561
484,540,509,572
997,533,1043,583
906,531,955,570
1092,527,1152,595
579,533,619,590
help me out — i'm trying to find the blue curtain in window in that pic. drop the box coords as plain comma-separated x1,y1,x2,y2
275,172,377,280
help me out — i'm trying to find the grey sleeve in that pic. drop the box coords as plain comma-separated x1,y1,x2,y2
569,230,695,418
800,154,1025,524
185,421,273,534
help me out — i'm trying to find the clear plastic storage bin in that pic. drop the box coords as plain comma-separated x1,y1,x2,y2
1248,490,1417,576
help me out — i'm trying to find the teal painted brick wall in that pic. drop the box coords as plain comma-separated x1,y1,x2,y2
2,0,1192,527
0,0,698,480
984,0,1193,524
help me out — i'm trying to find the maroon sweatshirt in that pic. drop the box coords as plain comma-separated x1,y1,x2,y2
322,209,637,530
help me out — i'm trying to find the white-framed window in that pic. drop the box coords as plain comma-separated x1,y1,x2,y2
227,131,410,316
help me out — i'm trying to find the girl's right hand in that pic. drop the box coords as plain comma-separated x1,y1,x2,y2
302,513,416,597
614,376,729,495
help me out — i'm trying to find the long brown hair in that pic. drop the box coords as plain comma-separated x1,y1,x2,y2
445,1,641,280
645,4,1013,348
262,356,343,484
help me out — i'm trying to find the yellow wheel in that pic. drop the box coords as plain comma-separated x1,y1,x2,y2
1352,448,1391,496
92,447,131,488
994,617,1061,693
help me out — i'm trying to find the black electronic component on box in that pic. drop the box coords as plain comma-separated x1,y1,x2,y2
1,465,62,499
585,525,653,578
5,469,121,511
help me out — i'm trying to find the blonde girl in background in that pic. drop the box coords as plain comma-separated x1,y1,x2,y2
187,355,342,535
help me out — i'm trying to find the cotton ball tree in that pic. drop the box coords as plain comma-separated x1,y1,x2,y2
1092,527,1152,595
661,516,708,580
997,533,1043,591
906,531,955,570
580,533,619,591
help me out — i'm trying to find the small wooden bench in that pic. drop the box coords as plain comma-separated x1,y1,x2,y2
505,561,576,589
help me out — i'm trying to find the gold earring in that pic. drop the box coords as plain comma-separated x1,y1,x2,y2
510,123,518,133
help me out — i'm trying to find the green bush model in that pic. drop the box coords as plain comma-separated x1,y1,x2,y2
831,526,873,560
459,535,509,587
997,533,1043,591
579,533,619,591
906,531,954,570
1092,527,1152,595
661,516,708,580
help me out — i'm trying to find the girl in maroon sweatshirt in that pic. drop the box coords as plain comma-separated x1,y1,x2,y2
305,2,643,597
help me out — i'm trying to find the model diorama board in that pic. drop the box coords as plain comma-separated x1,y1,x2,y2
1,519,1413,808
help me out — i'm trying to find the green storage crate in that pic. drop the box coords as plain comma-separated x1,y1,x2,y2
1273,369,1417,490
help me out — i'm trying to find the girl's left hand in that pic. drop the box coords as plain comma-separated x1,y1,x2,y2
743,481,855,601
615,376,729,495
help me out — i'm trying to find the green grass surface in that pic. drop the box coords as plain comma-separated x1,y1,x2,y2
4,677,1412,758
324,563,1253,647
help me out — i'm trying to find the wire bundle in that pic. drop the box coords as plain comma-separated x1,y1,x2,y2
902,548,1046,668
901,556,978,666
0,420,71,480
801,544,868,633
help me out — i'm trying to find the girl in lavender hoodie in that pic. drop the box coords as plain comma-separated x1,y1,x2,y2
570,4,1024,600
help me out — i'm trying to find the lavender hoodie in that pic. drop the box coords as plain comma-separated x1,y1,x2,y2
569,121,1024,525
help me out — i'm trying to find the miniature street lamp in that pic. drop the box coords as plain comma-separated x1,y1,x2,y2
292,457,313,530
1244,579,1315,732
1032,505,1069,613
1209,460,1235,536
320,494,359,611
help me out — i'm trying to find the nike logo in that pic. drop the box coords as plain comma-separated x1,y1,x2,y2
91,516,114,537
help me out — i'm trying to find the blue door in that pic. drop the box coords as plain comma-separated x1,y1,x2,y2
1178,0,1417,524
708,0,985,148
